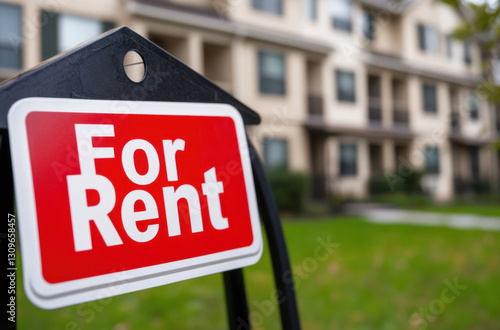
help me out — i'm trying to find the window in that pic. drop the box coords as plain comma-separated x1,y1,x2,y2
422,83,437,113
42,12,114,60
425,146,440,175
0,3,22,69
329,0,353,31
496,104,500,135
445,35,453,58
464,41,472,65
362,11,375,40
339,143,357,176
263,138,288,171
469,93,479,119
252,0,282,15
336,70,355,102
418,24,438,54
258,50,286,95
470,147,480,181
305,0,317,21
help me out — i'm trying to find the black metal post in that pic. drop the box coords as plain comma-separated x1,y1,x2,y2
223,269,249,329
248,140,301,330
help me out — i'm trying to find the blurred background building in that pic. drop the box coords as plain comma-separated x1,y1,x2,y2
1,0,498,202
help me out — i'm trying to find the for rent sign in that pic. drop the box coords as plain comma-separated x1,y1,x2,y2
8,98,262,309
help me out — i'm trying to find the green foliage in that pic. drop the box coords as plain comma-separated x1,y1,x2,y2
368,175,392,195
370,192,432,208
266,169,309,214
493,139,500,150
438,0,500,103
369,170,424,195
476,81,500,103
472,178,492,194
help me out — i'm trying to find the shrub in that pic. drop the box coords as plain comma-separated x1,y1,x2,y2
369,170,424,195
369,176,392,195
266,169,309,214
473,179,491,195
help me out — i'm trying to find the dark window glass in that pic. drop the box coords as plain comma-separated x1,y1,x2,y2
0,3,22,69
417,24,438,53
445,35,453,58
336,70,355,102
340,143,357,176
464,41,472,65
423,83,437,113
42,12,114,60
362,11,375,40
330,0,352,31
470,146,480,181
496,104,500,135
263,138,288,171
425,146,440,174
469,93,479,119
258,50,286,95
252,0,282,15
305,0,317,21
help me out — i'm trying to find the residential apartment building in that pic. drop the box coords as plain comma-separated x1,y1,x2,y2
1,0,498,201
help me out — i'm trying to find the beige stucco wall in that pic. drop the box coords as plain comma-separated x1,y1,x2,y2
241,41,311,173
401,0,480,77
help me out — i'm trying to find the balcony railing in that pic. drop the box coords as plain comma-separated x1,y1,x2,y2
311,173,327,201
450,112,461,133
308,94,323,117
369,107,382,125
368,98,382,125
453,177,491,195
393,108,409,128
496,106,500,135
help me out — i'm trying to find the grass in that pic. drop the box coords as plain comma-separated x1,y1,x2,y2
18,217,500,329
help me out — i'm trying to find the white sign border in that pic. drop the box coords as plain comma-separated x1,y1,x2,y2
8,97,262,309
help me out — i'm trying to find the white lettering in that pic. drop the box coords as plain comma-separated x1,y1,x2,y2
202,167,229,230
74,124,115,175
122,139,160,185
162,139,185,182
163,185,203,236
121,190,160,242
67,175,122,252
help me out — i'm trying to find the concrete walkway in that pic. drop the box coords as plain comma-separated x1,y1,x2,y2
362,209,500,231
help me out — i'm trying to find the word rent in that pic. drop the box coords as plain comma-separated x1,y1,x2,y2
67,124,228,252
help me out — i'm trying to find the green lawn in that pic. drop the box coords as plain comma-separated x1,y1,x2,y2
18,217,500,329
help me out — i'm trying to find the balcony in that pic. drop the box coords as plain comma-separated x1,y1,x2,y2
203,42,232,93
450,112,461,134
496,106,500,135
393,106,409,128
308,94,323,117
311,173,327,201
368,97,382,126
453,177,491,195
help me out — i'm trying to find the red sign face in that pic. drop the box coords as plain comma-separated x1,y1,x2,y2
9,98,262,309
